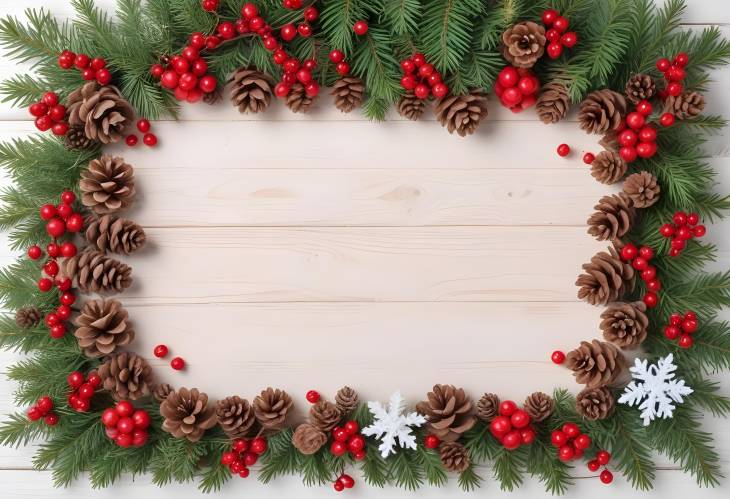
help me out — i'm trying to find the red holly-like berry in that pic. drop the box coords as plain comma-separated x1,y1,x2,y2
117,416,135,435
685,212,699,226
47,243,60,258
56,305,71,321
38,278,53,292
643,292,659,308
201,0,219,11
143,133,158,147
153,344,169,358
229,459,244,474
333,480,345,492
510,409,530,429
667,81,683,97
129,409,150,430
28,102,48,118
274,83,291,97
636,141,657,159
116,400,134,417
546,28,561,43
344,420,359,435
542,9,559,25
520,428,536,445
102,408,119,427
498,66,519,88
551,430,567,447
414,84,430,100
329,50,345,64
424,435,440,449
35,115,53,132
47,104,65,122
673,211,688,226
304,6,319,22
353,20,368,35
51,122,69,136
490,415,512,436
556,143,571,157
44,412,59,426
502,430,522,450
636,100,653,117
632,256,648,271
638,126,657,143
297,23,313,38
499,400,518,417
682,318,698,334
339,474,355,489
562,422,580,439
233,438,249,453
551,350,566,364
558,444,575,461
27,245,42,260
161,70,180,89
656,58,672,72
517,76,538,95
50,323,66,339
674,52,689,67
40,204,57,221
667,65,686,82
619,146,638,163
273,50,288,65
574,433,591,450
45,313,60,327
81,67,96,81
626,112,646,130
67,371,84,389
126,134,139,147
582,152,595,164
198,75,217,94
561,32,578,48
679,334,695,348
659,223,676,238
332,426,349,443
150,64,165,79
646,279,662,293
336,61,351,76
43,260,59,277
432,83,449,99
170,357,185,370
65,213,84,233
135,119,151,134
618,129,638,147
36,396,53,414
347,435,365,453
660,113,675,129
58,50,75,69
600,469,614,484
56,202,73,220
95,68,112,86
693,225,706,238
547,41,563,59
241,2,258,18
74,53,91,70
501,87,522,107
221,451,237,466
330,440,347,456
78,383,95,400
280,23,297,42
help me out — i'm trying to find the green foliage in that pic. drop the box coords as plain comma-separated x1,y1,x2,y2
420,0,484,74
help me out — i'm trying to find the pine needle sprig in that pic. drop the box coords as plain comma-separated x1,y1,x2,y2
526,433,574,494
457,464,482,491
383,0,422,37
416,444,448,487
320,0,367,56
258,428,299,484
492,445,527,491
420,0,484,75
388,448,425,491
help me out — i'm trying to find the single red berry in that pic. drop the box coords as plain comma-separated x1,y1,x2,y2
424,435,440,449
678,334,694,349
330,440,347,456
336,61,351,76
67,371,84,389
27,245,42,260
675,52,689,68
153,344,169,358
562,422,580,438
44,412,59,426
673,211,688,226
170,357,185,370
498,400,518,417
659,113,676,127
643,292,659,308
102,408,119,427
233,438,249,453
251,437,267,454
95,69,112,85
546,41,563,59
542,9,559,26
553,16,569,33
143,133,158,147
551,350,566,364
574,433,592,450
600,469,614,484
558,444,575,462
556,143,571,157
132,409,151,430
339,474,355,489
78,383,95,400
125,134,139,147
502,430,522,450
490,415,512,436
116,400,134,417
221,451,237,466
38,278,53,292
582,152,595,164
510,409,531,429
333,480,345,492
587,460,601,472
27,406,42,421
551,430,567,447
693,225,706,237
561,31,578,48
656,58,672,72
353,20,368,36
667,81,683,96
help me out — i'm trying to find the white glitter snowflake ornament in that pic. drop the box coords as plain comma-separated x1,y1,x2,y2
618,353,693,426
361,391,426,458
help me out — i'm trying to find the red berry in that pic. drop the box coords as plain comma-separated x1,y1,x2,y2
126,134,139,147
682,318,698,334
551,350,566,364
659,112,675,127
344,420,359,435
280,23,297,42
644,292,659,308
632,256,648,271
46,243,60,258
542,9,559,26
432,83,449,99
117,417,135,435
657,58,672,72
562,422,580,438
490,415,512,436
330,50,345,64
558,444,575,462
499,400,518,417
636,141,657,159
161,70,179,89
636,100,653,116
143,133,158,147
553,16,569,33
136,119,151,133
551,430,567,447
561,32,578,48
116,400,134,417
332,427,349,443
502,430,522,450
242,453,258,467
336,61,351,76
547,41,563,59
150,64,165,79
674,211,688,226
221,451,237,466
56,202,73,219
241,2,258,18
660,223,676,237
233,438,249,453
520,428,536,445
58,51,75,69
102,408,120,427
43,260,59,277
78,383,95,400
65,213,84,233
347,435,365,453
675,52,689,68
199,75,217,94
618,129,638,147
667,65,686,82
600,469,614,484
305,390,320,404
638,125,657,143
29,102,48,117
587,459,601,472
74,53,91,69
333,480,345,492
297,23,313,38
51,121,69,136
36,396,53,414
330,440,347,456
43,412,59,426
353,20,368,36
546,28,561,43
414,84,430,100
38,278,53,292
339,474,355,489
502,87,522,107
583,152,595,164
510,409,530,429
647,279,662,292
153,344,169,358
517,76,537,95
626,112,646,130
693,225,706,237
619,146,638,163
424,435,440,449
667,81,683,97
170,357,185,370
556,143,571,157
498,66,519,88
574,434,591,450
304,6,319,22
27,245,42,260
67,371,84,389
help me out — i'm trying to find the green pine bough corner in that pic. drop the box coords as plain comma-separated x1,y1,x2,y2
0,0,728,494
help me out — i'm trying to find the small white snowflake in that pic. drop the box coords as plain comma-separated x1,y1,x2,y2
361,391,426,458
618,353,693,426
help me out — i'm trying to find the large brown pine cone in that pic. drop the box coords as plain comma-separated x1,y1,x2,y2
15,307,41,329
73,299,134,358
292,423,327,455
623,171,660,208
285,83,316,113
332,77,364,113
578,90,627,134
160,387,218,442
65,126,99,150
600,301,649,348
85,215,146,255
664,91,705,120
335,386,359,416
500,22,546,68
310,400,341,433
229,68,274,114
154,383,174,404
66,82,134,144
435,91,489,137
536,82,570,124
587,193,636,242
80,155,136,215
98,352,153,400
253,388,293,430
63,248,132,294
439,441,471,473
625,74,656,104
576,386,615,420
216,395,257,439
523,392,554,422
397,91,426,121
576,245,636,306
566,340,626,388
591,150,628,185
416,384,476,442
476,393,500,422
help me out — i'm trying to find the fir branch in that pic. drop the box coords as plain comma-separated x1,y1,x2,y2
492,445,527,491
298,449,332,486
457,464,482,491
526,430,574,494
0,412,52,448
644,319,730,375
389,448,424,491
462,421,501,463
351,26,402,120
660,271,730,319
320,0,367,56
258,428,299,484
359,439,389,487
417,444,448,487
683,377,730,418
149,436,210,485
420,0,484,74
383,0,422,37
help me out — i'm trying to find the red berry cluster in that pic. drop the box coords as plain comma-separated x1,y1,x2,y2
279,3,319,42
125,119,158,148
587,450,614,484
328,49,352,76
664,311,699,349
657,52,689,100
333,473,356,492
330,420,366,460
151,39,218,104
488,400,536,450
27,396,59,426
67,370,101,413
220,437,268,478
550,422,592,462
201,0,219,11
400,53,449,100
28,92,68,136
152,343,186,370
617,100,658,163
102,400,151,448
619,243,661,308
541,9,578,59
494,66,540,112
58,50,111,85
659,211,705,257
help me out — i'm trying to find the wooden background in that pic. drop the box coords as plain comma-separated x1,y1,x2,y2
1,1,729,497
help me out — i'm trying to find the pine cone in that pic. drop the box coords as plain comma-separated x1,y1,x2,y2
216,395,257,439
85,215,146,255
98,352,153,400
536,82,570,124
310,400,341,433
599,130,619,151
500,22,546,68
160,387,218,442
15,307,41,328
664,91,705,120
63,248,132,295
154,383,174,404
576,245,636,306
591,150,627,185
625,74,656,104
578,90,628,134
80,155,136,215
600,301,649,348
229,68,274,114
253,388,293,431
576,386,615,420
435,91,489,137
66,82,134,144
332,76,364,113
292,423,327,455
416,384,476,442
587,193,636,242
73,299,134,358
439,441,471,473
623,171,660,208
65,126,98,150
476,393,500,422
285,83,316,113
523,392,554,422
397,91,426,121
566,340,626,388
335,386,359,416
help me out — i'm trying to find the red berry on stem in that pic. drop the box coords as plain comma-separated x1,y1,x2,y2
153,344,169,358
660,112,675,127
596,450,611,465
241,2,258,18
618,129,638,147
161,70,179,89
657,58,672,72
667,81,683,96
432,83,449,99
587,460,601,472
78,383,95,400
304,6,319,22
583,152,595,164
626,112,646,130
557,143,571,157
137,119,151,133
547,42,563,59
551,430,567,447
546,28,561,42
674,211,688,226
330,50,345,64
251,436,267,454
297,23,312,38
574,433,592,450
490,416,512,436
499,400,518,417
330,440,347,456
336,61,351,76
95,68,112,85
280,24,297,42
619,146,638,163
562,422,580,438
551,350,566,364
353,20,368,35
561,31,578,48
510,409,530,429
305,390,320,403
38,278,53,292
693,225,706,237
28,245,42,260
333,481,345,492
675,52,689,67
498,66,519,87
424,435,440,449
414,84,430,100
65,213,84,233
558,444,575,461
126,134,139,147
553,16,569,33
644,292,659,308
502,430,522,450
170,357,185,370
542,9,559,25
600,469,614,484
143,133,158,147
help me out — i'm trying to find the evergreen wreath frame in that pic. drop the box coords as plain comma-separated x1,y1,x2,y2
0,0,730,494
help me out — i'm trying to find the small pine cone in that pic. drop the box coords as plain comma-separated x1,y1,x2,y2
600,301,649,348
435,91,489,137
310,400,341,433
160,387,218,442
292,423,327,455
85,215,146,255
587,193,636,242
625,74,656,104
439,441,471,473
591,150,627,185
332,76,364,113
253,388,293,430
523,392,554,422
73,299,134,358
15,307,42,329
154,383,174,404
66,82,135,144
65,126,98,150
80,155,136,215
285,83,316,113
536,82,570,124
203,85,223,105
476,393,500,422
63,248,133,295
623,171,660,209
567,340,626,388
664,91,705,120
98,352,153,400
229,68,275,114
216,395,257,439
397,91,426,121
335,386,359,416
416,384,476,442
576,386,615,420
578,90,628,135
500,22,546,68
576,245,636,306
